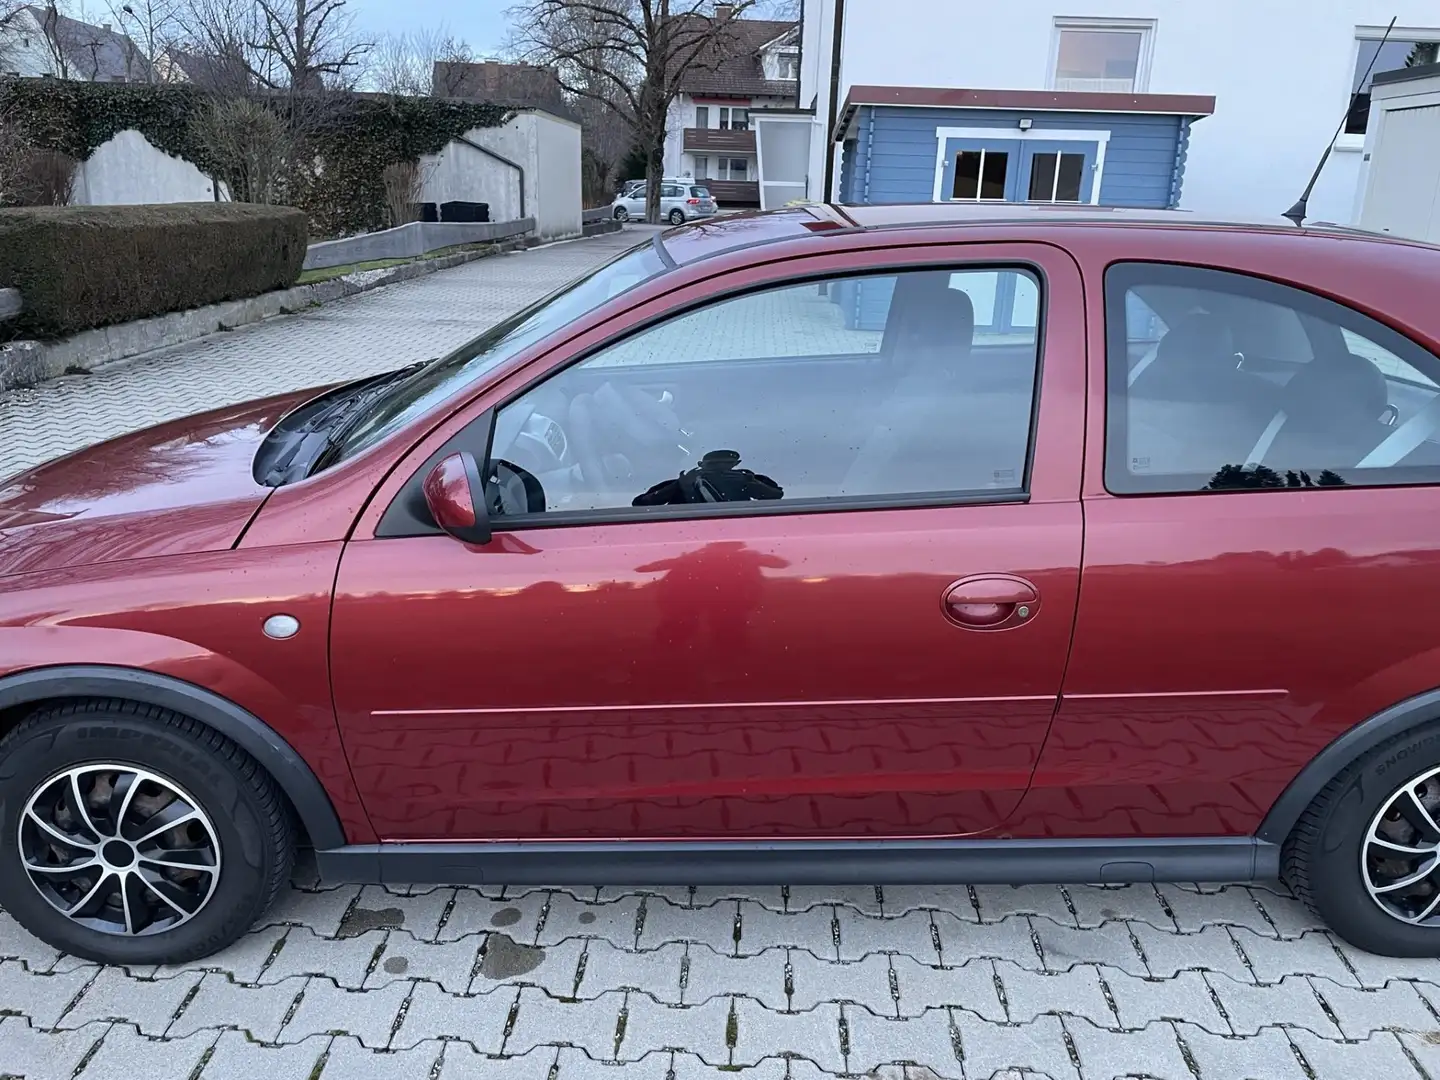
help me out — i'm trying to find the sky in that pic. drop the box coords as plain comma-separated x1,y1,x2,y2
346,0,516,56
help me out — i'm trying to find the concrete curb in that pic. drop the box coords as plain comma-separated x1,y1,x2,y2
0,239,526,393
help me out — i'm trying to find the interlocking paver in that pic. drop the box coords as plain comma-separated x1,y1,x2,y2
318,1033,445,1079
1174,1021,1309,1080
995,961,1116,1029
0,959,93,1028
388,980,512,1053
0,1016,110,1080
1101,967,1230,1034
9,230,1440,1080
167,972,307,1042
279,976,410,1048
1309,976,1438,1039
1204,971,1341,1037
56,965,200,1035
1289,1028,1424,1080
200,1029,331,1080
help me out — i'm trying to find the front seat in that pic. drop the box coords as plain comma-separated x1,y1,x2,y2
1252,352,1392,472
839,273,977,495
1124,313,1281,479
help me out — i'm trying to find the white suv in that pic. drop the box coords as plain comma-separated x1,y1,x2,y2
612,181,718,225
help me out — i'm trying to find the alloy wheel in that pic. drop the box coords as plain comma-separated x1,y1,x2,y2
1363,763,1440,924
18,763,221,937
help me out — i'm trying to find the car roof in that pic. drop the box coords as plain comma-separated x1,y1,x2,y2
653,200,1440,267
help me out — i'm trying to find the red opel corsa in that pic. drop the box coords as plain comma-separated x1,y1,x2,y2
5,204,1440,965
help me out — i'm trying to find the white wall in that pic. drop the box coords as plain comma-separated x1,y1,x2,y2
419,110,583,241
72,129,222,205
0,10,59,77
803,0,1440,223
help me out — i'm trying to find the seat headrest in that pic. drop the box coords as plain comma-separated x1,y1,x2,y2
1133,313,1238,400
1283,352,1389,424
882,272,976,361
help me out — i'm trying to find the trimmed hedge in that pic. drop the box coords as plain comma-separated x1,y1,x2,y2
0,202,307,340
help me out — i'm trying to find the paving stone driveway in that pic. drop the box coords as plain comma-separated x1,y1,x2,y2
5,231,1440,1080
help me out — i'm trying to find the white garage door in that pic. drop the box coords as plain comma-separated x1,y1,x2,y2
1361,103,1440,243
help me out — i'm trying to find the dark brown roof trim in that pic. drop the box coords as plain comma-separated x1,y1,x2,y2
833,85,1217,142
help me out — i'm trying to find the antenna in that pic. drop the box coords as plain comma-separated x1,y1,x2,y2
1284,16,1397,227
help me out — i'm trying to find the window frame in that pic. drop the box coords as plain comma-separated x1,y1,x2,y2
1102,260,1440,497
1338,26,1440,148
1047,17,1155,94
468,260,1052,531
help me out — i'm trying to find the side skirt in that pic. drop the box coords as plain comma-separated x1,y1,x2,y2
315,836,1279,887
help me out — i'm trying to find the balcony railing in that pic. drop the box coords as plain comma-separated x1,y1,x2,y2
683,127,758,154
699,179,760,206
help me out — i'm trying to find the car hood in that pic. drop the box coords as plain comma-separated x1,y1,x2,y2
0,388,319,577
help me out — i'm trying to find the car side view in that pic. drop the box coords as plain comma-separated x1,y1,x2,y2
5,203,1440,966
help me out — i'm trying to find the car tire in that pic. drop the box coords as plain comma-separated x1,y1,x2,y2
1283,723,1440,956
0,699,294,966
668,209,686,225
614,206,630,222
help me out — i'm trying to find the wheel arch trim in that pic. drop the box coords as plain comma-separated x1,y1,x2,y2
0,664,347,850
1259,687,1440,845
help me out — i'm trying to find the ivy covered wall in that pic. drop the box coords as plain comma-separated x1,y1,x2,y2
0,80,513,237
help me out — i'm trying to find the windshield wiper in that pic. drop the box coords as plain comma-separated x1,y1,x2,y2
261,361,428,486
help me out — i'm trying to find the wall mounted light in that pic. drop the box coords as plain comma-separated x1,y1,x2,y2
1019,117,1033,130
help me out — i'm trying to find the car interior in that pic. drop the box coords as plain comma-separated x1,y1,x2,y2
1120,283,1440,488
484,270,1043,517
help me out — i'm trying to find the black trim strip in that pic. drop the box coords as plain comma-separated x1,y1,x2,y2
316,836,1274,887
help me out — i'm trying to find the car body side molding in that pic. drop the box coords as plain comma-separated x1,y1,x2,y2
315,836,1277,888
1258,687,1440,846
0,665,347,850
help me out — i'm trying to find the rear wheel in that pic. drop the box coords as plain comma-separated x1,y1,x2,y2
668,208,686,225
0,700,294,965
1284,724,1440,955
614,206,630,222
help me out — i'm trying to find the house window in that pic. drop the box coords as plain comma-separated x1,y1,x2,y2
1051,19,1153,93
719,107,749,131
778,51,799,80
727,158,748,180
695,106,710,128
694,156,709,179
1346,34,1440,135
1028,152,1086,202
953,150,1009,200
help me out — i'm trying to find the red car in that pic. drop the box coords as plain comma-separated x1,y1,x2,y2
4,203,1440,966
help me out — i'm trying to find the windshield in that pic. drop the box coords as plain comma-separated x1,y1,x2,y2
323,240,668,465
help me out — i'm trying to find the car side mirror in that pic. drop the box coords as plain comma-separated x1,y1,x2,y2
421,452,491,546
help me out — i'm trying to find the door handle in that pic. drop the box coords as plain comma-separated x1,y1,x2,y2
942,575,1039,630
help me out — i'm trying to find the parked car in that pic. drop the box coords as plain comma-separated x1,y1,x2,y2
6,203,1440,965
612,180,717,224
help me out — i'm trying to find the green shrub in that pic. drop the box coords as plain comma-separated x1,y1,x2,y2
0,202,308,339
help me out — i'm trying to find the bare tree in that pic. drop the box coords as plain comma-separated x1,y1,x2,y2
249,0,371,92
368,25,450,96
172,0,264,92
109,0,182,82
430,34,475,95
508,0,758,224
0,0,31,74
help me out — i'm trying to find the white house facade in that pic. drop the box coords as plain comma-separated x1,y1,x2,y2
661,10,802,207
786,0,1440,224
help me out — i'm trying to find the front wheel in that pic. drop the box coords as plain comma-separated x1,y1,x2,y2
0,701,294,966
1284,724,1440,955
668,208,686,225
614,206,630,222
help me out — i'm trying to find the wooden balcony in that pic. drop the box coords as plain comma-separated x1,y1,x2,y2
683,127,757,154
698,179,760,206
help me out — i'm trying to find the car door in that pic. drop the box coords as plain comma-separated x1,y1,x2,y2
1017,255,1440,840
331,243,1087,842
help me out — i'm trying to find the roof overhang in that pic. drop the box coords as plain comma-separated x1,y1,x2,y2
832,85,1217,143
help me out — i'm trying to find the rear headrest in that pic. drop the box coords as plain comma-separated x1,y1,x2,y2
883,272,976,361
1283,352,1389,424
